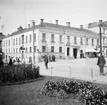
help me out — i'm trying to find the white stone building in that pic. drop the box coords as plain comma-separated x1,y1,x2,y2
2,19,100,63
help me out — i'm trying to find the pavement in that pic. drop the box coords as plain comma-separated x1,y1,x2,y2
36,58,107,84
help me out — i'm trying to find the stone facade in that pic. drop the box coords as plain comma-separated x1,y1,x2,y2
2,19,100,63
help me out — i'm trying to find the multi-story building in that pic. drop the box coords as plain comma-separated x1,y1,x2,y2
2,19,100,63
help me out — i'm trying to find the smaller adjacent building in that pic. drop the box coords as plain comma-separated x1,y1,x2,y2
0,33,5,53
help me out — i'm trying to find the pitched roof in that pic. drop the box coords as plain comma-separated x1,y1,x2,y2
5,22,98,38
42,23,98,35
0,33,6,40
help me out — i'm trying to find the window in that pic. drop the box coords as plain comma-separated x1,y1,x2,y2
59,35,62,43
13,48,15,53
97,39,99,46
34,46,36,52
86,38,89,45
29,34,31,43
34,33,36,42
26,36,28,44
3,41,5,47
59,47,62,52
29,47,32,52
19,48,21,53
51,34,55,43
42,33,46,42
19,37,21,45
103,37,106,45
22,35,24,44
16,38,18,45
80,37,83,45
67,36,70,43
26,47,28,53
42,46,46,52
51,46,54,52
74,36,77,44
92,39,94,46
8,40,10,46
16,48,17,53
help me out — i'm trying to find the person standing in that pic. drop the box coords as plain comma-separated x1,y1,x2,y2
9,57,13,66
44,55,49,69
97,53,106,67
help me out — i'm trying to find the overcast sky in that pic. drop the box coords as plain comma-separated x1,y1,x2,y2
0,0,107,35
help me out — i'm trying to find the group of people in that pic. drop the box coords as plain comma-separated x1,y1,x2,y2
0,56,21,67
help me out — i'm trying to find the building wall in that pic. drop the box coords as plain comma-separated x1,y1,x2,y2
2,25,100,63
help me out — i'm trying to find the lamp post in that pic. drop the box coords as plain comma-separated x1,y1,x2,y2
99,21,103,75
88,20,107,75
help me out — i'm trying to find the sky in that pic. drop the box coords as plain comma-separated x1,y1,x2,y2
0,0,107,35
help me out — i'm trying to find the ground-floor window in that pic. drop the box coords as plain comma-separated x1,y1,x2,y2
42,46,46,52
29,56,32,63
51,46,54,52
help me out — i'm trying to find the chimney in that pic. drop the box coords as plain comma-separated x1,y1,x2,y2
28,24,30,28
99,20,102,23
40,19,44,24
80,25,83,29
55,20,58,25
66,22,70,27
32,20,35,26
17,26,23,31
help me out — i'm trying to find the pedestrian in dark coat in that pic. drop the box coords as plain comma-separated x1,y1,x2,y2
9,57,13,66
97,54,106,67
44,55,48,69
0,56,3,67
52,55,55,62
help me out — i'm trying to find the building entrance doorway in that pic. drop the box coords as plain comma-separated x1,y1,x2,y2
67,47,70,56
73,48,77,58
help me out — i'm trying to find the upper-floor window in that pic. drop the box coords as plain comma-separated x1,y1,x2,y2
29,34,32,43
8,40,10,46
13,39,15,45
16,38,18,45
51,34,55,43
22,35,24,44
59,35,63,43
51,46,54,52
29,47,32,52
59,47,62,52
97,39,99,46
92,39,94,46
42,46,46,52
19,37,21,45
26,47,28,53
16,48,18,53
103,37,107,45
42,33,46,42
34,33,36,42
80,37,83,45
67,36,70,43
26,36,28,44
86,38,89,45
34,46,36,52
74,36,77,44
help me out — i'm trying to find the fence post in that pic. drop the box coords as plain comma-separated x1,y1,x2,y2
51,66,52,78
91,68,93,81
69,66,71,77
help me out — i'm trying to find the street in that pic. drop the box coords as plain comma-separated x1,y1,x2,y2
38,58,107,84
